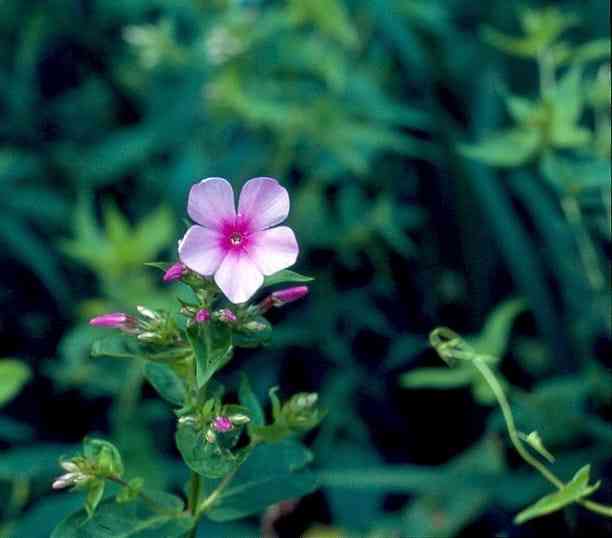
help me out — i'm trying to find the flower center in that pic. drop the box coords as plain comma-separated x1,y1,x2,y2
229,232,243,246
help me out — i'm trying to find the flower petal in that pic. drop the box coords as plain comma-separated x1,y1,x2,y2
188,177,236,229
238,177,289,230
214,250,264,303
179,225,226,276
249,226,299,276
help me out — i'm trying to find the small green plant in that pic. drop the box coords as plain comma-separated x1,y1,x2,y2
428,327,612,525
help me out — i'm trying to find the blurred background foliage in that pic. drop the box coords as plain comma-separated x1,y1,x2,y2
0,0,610,536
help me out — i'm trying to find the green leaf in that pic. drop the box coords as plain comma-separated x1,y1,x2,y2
91,336,142,361
238,373,265,427
459,129,540,167
514,465,601,524
175,424,247,479
51,492,191,537
467,298,527,358
0,359,31,407
187,323,233,389
83,438,124,477
262,270,314,288
400,366,473,389
116,477,145,504
143,362,186,406
206,441,318,521
85,479,105,518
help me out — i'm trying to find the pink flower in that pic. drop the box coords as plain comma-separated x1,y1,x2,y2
178,177,299,303
212,416,233,432
194,308,210,323
163,262,186,282
89,312,136,332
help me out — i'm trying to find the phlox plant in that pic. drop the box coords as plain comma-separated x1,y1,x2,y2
49,178,323,537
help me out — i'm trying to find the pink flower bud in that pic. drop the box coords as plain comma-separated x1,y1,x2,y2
163,262,186,282
194,308,210,323
212,416,233,432
271,286,309,306
218,309,237,323
89,313,136,332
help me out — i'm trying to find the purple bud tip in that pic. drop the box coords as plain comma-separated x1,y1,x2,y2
195,309,210,323
219,309,237,322
89,312,132,329
271,286,309,307
163,262,186,282
212,416,233,432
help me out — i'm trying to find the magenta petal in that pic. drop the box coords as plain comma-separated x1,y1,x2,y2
214,250,264,303
188,177,236,229
179,225,226,276
238,177,289,231
249,226,299,276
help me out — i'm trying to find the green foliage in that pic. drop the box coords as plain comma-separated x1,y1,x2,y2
143,362,186,406
0,359,31,407
51,492,191,538
187,323,233,389
205,441,318,522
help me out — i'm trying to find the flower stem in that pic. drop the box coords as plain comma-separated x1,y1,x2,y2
472,357,612,518
187,472,202,538
196,469,237,516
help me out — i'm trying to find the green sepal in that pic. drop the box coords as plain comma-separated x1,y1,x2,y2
232,317,272,348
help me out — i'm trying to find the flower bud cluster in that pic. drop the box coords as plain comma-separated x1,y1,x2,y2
52,461,91,490
89,306,179,345
282,392,323,432
205,413,250,444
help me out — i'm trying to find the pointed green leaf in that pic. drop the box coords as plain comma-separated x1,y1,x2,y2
262,270,314,288
91,336,142,361
459,129,540,167
205,441,318,521
238,373,265,427
143,362,186,406
514,465,601,524
187,323,233,389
